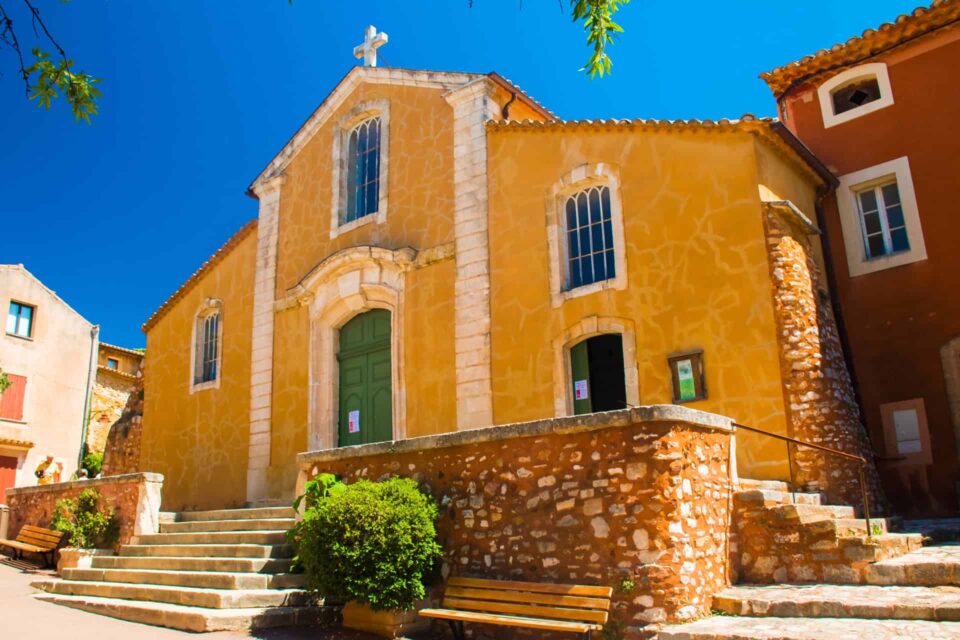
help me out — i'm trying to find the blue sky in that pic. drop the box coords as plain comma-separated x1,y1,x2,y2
0,0,921,347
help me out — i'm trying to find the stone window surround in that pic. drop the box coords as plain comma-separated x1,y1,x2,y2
287,246,413,451
879,397,932,466
189,298,223,394
552,315,640,418
836,156,927,277
546,163,628,308
817,62,894,129
330,100,390,239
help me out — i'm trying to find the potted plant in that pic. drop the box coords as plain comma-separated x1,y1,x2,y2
51,487,119,574
290,474,442,638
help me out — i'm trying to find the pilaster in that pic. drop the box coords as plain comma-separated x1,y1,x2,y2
247,175,284,503
445,79,498,431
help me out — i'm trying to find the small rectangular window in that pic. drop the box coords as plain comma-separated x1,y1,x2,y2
6,301,34,338
832,76,882,115
855,179,909,259
0,373,27,421
880,398,931,465
106,358,119,370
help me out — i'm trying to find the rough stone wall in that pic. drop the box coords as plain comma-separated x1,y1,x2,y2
301,410,734,634
86,373,136,454
4,472,163,547
763,210,886,510
101,361,144,478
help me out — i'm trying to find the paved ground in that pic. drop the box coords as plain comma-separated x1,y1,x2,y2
0,561,382,640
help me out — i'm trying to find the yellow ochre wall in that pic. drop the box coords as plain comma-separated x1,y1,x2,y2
141,228,257,511
486,126,821,480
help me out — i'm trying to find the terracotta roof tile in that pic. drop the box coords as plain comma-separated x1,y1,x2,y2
142,219,258,333
761,0,960,97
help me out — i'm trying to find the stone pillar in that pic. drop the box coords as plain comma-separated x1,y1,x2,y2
247,175,285,504
763,205,886,511
444,79,498,431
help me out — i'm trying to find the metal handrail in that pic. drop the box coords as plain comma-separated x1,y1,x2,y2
733,422,873,537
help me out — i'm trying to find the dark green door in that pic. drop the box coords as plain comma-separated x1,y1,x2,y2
337,309,393,447
571,340,593,415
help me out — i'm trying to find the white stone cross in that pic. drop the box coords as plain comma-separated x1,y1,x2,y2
354,25,388,67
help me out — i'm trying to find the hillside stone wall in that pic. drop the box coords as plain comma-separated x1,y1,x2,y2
101,360,145,477
298,406,736,635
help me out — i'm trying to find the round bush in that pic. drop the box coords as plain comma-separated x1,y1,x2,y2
293,476,442,611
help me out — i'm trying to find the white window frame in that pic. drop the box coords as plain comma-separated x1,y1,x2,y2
190,298,223,393
818,62,894,129
330,100,390,239
546,163,627,307
837,156,926,277
6,300,35,340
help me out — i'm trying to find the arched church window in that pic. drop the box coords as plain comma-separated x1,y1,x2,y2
192,299,222,390
344,116,381,224
564,185,616,290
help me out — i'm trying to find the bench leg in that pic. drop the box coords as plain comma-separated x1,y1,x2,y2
447,620,466,640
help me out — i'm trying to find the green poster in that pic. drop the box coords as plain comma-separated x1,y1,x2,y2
677,358,696,401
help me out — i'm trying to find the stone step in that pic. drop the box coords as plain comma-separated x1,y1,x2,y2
736,479,792,492
160,518,295,534
32,578,313,609
654,615,960,639
93,555,292,574
735,489,824,506
119,543,292,559
32,593,325,633
834,517,894,537
865,544,960,586
62,567,306,591
770,503,857,522
713,584,960,621
177,506,294,522
137,530,289,546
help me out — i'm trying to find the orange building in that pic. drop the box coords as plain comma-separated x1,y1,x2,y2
762,0,960,515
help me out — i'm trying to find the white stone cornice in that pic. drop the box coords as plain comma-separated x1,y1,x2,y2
443,76,497,108
251,174,286,199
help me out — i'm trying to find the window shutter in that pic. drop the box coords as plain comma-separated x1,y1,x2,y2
0,374,27,421
570,341,592,416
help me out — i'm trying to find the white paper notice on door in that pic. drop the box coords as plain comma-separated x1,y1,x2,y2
348,410,360,433
574,379,589,401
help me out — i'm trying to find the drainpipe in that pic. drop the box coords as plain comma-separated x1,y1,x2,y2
77,325,100,474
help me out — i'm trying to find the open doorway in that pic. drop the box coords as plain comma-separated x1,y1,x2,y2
570,334,627,415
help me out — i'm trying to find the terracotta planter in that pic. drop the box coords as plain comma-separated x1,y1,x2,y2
342,601,429,638
56,548,114,575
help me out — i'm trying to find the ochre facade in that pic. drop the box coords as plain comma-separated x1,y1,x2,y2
139,66,877,512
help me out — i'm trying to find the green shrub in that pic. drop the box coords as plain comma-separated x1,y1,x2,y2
51,488,119,549
290,475,442,611
82,451,103,478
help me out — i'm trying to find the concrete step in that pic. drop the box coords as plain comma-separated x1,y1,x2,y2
32,593,325,633
160,518,295,534
62,567,306,590
177,507,294,522
735,489,824,506
32,578,313,609
137,530,289,546
713,584,960,621
119,543,292,559
92,555,292,574
654,615,960,639
865,544,960,586
736,479,792,492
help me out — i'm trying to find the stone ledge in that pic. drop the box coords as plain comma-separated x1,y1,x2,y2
4,472,164,499
298,404,734,465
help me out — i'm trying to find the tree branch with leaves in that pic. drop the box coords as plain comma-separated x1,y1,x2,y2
0,0,100,122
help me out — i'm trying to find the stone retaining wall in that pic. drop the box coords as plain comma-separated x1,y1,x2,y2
4,472,163,548
298,406,735,635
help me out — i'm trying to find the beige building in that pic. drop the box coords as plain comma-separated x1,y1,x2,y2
0,264,98,500
86,342,143,455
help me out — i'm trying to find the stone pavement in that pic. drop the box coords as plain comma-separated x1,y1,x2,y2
653,615,960,639
0,561,380,640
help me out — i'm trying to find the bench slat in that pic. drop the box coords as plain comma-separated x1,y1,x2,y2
448,576,613,599
442,596,608,625
446,585,611,611
21,527,63,541
1,540,49,553
16,533,59,549
420,608,598,633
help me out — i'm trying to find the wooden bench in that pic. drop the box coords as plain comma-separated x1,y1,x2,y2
420,576,613,639
0,525,64,567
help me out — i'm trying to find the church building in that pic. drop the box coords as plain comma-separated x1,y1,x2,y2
140,32,879,511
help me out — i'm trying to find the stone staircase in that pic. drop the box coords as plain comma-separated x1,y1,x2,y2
31,506,324,632
655,480,960,639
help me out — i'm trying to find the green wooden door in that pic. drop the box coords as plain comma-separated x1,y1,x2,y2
570,340,593,415
337,309,392,447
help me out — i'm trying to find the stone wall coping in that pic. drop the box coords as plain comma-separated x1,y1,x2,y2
298,405,733,466
4,472,164,499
